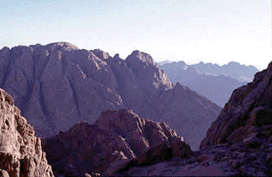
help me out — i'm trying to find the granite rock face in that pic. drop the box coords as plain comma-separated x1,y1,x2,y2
0,89,53,177
43,109,192,176
0,42,221,150
201,61,272,149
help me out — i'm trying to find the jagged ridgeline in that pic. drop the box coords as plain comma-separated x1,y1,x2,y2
0,42,221,150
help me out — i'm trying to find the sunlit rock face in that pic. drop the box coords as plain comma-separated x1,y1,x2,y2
0,42,221,150
43,109,192,176
0,88,54,177
201,61,272,149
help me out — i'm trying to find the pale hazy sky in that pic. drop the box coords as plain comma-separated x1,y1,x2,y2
0,0,271,70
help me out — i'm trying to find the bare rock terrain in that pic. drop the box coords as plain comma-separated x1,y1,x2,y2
114,62,272,177
0,88,53,177
201,61,272,148
0,42,221,150
42,109,192,176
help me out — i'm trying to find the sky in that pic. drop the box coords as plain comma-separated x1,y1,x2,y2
0,0,271,70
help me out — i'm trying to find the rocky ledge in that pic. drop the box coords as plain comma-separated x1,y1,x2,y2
0,89,54,177
42,109,192,176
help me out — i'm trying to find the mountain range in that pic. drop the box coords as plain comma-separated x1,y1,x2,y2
0,42,221,150
0,42,272,176
1,57,272,176
159,61,259,107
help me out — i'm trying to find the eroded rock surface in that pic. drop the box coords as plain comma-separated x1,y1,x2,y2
201,61,272,149
0,89,53,177
0,42,221,150
43,109,192,176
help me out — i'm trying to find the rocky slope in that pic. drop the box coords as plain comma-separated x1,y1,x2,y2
0,88,53,177
42,109,192,176
113,61,272,177
0,42,221,150
159,61,251,107
201,61,272,148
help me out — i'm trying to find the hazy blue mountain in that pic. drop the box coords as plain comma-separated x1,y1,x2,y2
157,60,172,65
191,61,258,82
159,61,257,107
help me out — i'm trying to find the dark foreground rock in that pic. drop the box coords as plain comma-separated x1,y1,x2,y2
114,142,272,176
42,109,192,176
0,89,54,177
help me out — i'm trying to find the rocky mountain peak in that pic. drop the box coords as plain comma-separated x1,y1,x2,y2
45,42,79,51
91,49,111,60
125,50,173,97
113,53,120,59
127,50,155,66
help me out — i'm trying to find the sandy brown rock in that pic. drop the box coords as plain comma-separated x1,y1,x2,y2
0,89,53,177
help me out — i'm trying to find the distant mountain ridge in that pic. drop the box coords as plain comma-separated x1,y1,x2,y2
158,60,259,82
191,61,259,82
0,42,221,150
158,60,259,107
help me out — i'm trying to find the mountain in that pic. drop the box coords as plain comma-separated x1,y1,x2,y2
0,88,53,177
0,42,221,150
114,62,272,176
192,61,259,83
43,109,192,176
159,61,258,107
201,61,272,148
157,60,172,65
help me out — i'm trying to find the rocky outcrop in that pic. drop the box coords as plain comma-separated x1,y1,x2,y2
0,89,53,177
201,61,272,149
0,42,221,150
43,109,192,176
